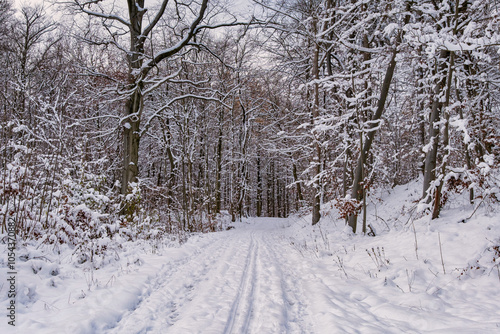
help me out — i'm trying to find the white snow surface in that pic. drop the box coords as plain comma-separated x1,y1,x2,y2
2,180,500,333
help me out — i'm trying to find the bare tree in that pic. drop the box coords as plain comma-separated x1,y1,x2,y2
67,0,248,206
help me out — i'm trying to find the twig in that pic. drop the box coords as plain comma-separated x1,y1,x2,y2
335,255,349,278
411,218,419,260
406,269,414,292
438,232,446,274
463,196,486,222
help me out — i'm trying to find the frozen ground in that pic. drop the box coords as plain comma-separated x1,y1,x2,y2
2,180,500,333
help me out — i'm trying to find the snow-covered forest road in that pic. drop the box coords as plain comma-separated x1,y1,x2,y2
109,218,318,334
6,211,500,334
101,217,494,334
98,217,394,334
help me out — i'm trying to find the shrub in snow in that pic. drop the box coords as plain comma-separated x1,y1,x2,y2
334,197,361,220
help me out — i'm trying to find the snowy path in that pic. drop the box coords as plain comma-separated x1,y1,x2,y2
108,218,315,334
13,216,499,333
103,217,499,334
7,181,500,334
105,217,448,334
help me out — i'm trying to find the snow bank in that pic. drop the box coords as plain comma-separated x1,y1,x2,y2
282,179,500,332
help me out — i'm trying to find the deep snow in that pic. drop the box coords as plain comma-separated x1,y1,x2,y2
2,180,500,333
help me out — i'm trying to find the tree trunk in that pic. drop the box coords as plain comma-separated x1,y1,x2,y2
311,26,321,225
432,51,455,219
431,0,465,217
256,153,262,217
292,162,303,212
121,0,145,196
423,27,457,200
347,48,398,233
121,90,142,195
215,114,223,213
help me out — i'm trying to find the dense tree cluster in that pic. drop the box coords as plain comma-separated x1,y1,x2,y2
1,0,499,246
260,0,500,232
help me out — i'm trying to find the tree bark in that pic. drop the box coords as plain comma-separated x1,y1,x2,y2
121,0,145,196
311,23,321,225
432,51,455,219
256,153,262,216
215,118,223,214
347,48,398,233
121,89,142,195
117,0,209,199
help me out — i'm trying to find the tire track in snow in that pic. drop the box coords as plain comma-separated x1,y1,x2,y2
109,219,319,333
260,230,315,334
107,233,236,333
223,232,259,334
248,231,289,333
164,233,253,333
226,223,315,334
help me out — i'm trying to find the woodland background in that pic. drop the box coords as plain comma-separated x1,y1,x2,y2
1,0,499,252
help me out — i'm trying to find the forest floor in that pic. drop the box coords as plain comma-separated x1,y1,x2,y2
2,180,500,333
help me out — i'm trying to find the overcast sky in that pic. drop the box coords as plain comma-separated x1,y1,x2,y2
13,0,257,18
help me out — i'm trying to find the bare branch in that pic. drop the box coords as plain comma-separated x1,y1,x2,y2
141,93,231,135
142,0,169,37
67,0,130,27
141,0,208,77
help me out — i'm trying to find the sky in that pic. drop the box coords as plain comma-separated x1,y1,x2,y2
12,0,256,18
